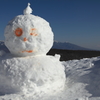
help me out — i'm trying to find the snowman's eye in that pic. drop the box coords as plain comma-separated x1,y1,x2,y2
32,28,36,31
15,28,23,37
30,28,38,36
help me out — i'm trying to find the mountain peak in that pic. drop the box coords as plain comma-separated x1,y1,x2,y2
52,41,91,50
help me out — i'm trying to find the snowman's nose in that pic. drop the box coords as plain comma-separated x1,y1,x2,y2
23,38,28,41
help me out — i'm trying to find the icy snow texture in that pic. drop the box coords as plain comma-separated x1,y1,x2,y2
0,55,65,95
4,12,53,57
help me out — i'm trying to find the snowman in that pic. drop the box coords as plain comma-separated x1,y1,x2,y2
0,3,65,96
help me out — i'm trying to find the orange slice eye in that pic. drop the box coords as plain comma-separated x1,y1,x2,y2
34,34,38,36
15,28,23,37
30,33,38,36
30,28,38,36
32,28,36,31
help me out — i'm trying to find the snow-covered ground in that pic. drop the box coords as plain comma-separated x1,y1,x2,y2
0,52,100,100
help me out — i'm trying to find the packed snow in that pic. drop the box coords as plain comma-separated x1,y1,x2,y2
4,3,53,57
0,54,65,96
0,55,100,100
23,3,32,15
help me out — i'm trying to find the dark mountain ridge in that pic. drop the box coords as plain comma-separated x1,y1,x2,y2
0,41,9,52
48,49,100,61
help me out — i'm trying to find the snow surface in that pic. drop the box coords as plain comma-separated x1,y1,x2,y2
0,55,100,100
4,4,53,57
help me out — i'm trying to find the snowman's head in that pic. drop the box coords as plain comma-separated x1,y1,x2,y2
4,4,54,57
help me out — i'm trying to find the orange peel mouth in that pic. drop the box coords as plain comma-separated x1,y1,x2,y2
22,50,33,53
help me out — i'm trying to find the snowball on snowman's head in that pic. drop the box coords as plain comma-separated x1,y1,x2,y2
4,3,54,57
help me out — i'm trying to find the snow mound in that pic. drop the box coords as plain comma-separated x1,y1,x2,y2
63,57,100,100
0,55,65,96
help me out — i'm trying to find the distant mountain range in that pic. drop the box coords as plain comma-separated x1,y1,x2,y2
0,41,9,52
52,41,92,50
0,41,92,52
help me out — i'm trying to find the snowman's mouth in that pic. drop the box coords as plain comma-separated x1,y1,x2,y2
22,50,33,53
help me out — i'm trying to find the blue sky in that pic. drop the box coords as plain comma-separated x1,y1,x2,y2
0,0,100,50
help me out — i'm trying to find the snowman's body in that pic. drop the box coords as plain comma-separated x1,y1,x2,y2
0,55,65,95
0,3,65,96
